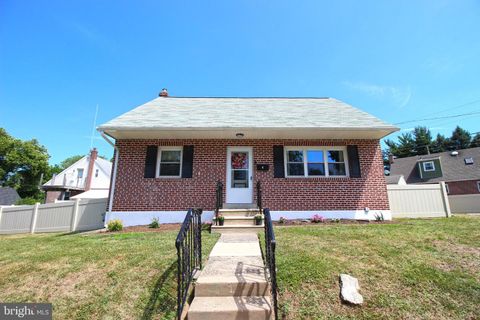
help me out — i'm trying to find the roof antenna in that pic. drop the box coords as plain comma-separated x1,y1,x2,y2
90,104,99,150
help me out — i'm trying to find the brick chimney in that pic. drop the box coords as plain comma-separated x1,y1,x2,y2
84,148,98,191
159,88,168,97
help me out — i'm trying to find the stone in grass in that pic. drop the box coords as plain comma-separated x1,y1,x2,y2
340,274,364,305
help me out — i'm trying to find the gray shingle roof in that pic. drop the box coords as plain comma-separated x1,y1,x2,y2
0,187,20,205
98,97,397,131
385,175,404,184
389,147,480,183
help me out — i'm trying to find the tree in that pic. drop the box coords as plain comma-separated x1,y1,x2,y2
385,132,416,158
470,133,480,148
59,155,83,170
0,128,50,199
413,126,432,155
430,134,448,153
450,126,471,150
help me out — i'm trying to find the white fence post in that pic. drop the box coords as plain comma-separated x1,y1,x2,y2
440,181,452,218
30,203,40,234
70,199,81,232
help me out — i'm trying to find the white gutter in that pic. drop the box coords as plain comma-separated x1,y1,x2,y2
100,132,118,215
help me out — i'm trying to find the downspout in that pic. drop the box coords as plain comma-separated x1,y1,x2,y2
100,132,119,216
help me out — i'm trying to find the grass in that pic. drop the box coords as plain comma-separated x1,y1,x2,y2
0,230,219,320
269,216,480,319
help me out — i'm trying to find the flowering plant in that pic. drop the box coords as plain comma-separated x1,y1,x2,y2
311,214,325,223
279,216,287,224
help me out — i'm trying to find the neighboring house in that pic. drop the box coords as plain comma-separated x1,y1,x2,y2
0,187,20,205
98,93,398,225
389,147,480,195
385,174,406,185
42,148,112,203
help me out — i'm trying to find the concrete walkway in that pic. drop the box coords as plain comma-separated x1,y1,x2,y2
188,233,272,320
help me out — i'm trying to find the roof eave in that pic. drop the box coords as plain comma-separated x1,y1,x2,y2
98,126,399,140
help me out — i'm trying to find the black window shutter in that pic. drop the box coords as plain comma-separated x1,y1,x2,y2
181,145,194,178
347,145,361,178
273,145,285,178
144,146,158,178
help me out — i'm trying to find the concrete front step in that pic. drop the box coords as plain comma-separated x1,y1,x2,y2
187,296,272,320
195,256,269,297
219,209,261,217
222,203,258,209
212,225,264,233
223,217,262,226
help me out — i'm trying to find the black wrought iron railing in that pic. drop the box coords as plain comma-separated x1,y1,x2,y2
175,208,202,320
263,208,279,320
215,181,223,225
256,180,262,211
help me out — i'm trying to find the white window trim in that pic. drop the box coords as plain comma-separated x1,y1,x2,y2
284,146,349,178
422,161,435,172
156,146,183,178
477,181,480,193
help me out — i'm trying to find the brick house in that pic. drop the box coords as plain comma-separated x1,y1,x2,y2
98,92,398,225
389,147,480,195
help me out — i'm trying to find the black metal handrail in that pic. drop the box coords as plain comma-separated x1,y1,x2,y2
175,208,202,320
263,208,279,319
215,181,223,225
256,180,262,211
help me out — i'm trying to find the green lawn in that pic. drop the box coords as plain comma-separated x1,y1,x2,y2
271,216,480,319
0,230,219,320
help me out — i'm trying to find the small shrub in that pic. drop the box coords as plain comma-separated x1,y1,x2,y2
374,212,385,222
149,217,160,228
202,222,212,232
15,197,38,205
311,214,325,223
331,218,341,223
107,219,123,232
279,216,287,224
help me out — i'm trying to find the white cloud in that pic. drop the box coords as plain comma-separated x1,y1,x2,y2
343,81,412,108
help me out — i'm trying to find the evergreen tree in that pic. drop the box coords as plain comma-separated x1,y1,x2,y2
430,134,448,153
450,126,471,150
385,132,416,158
413,126,432,155
470,133,480,148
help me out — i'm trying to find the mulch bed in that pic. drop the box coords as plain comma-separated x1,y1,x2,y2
102,219,396,233
273,219,396,226
101,224,183,233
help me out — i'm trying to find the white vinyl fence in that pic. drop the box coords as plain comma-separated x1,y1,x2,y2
387,182,451,218
448,194,480,214
0,198,107,235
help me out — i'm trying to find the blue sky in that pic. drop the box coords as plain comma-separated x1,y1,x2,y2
1,0,479,164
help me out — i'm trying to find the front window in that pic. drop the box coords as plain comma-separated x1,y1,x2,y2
327,150,346,176
423,161,435,172
285,147,348,177
287,150,305,176
157,147,182,177
77,168,84,179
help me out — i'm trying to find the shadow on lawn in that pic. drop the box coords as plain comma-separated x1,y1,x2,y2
141,261,177,320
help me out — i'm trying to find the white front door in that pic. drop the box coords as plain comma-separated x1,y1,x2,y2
226,147,253,204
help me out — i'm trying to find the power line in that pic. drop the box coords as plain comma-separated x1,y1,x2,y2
394,110,480,125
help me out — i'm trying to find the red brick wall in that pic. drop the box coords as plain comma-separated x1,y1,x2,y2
45,191,62,203
446,180,480,195
111,139,389,211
